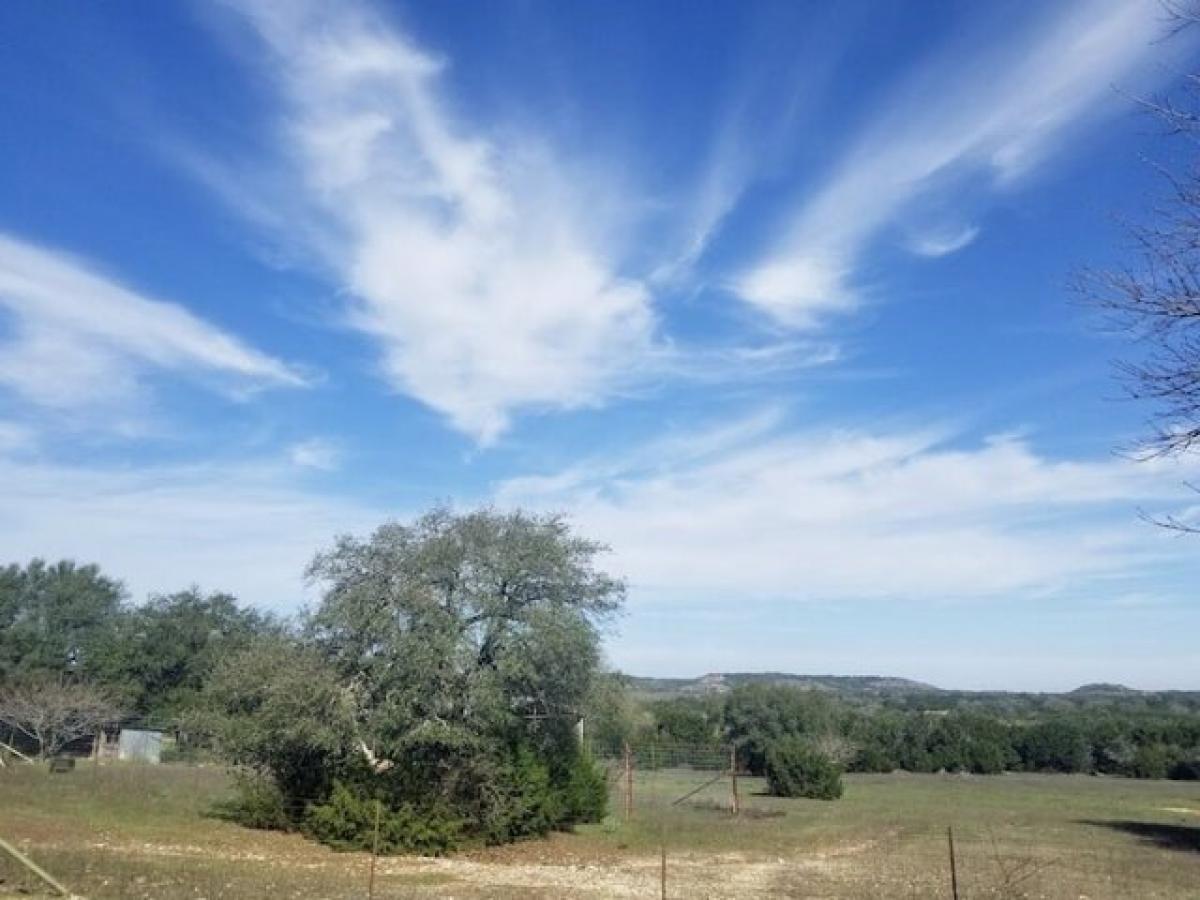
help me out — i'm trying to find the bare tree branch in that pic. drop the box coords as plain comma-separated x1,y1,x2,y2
1076,4,1200,532
0,678,124,759
1140,482,1200,533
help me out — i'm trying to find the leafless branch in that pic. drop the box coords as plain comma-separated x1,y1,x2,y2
1075,6,1200,526
0,678,124,759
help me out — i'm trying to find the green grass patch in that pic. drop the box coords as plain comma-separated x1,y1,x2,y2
3,763,1199,897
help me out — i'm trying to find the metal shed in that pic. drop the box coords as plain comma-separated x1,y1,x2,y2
116,728,163,764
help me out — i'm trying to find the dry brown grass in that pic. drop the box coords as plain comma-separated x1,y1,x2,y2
2,763,1199,897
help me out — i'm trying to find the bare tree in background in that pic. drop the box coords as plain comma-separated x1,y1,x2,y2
0,678,124,759
1077,3,1200,532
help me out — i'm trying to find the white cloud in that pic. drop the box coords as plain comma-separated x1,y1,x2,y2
906,225,980,259
651,5,854,288
497,413,1199,603
3,409,1195,660
736,0,1183,325
733,255,854,329
288,437,341,471
0,450,380,610
0,233,307,415
214,0,660,443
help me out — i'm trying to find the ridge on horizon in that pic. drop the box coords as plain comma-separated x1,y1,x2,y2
625,672,1199,697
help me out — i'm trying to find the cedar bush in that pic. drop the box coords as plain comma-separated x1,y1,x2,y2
561,749,608,822
303,782,463,855
1130,743,1172,780
218,744,608,852
210,773,294,832
764,738,844,800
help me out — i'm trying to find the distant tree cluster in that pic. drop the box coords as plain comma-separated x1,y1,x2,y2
0,560,274,717
590,683,1200,799
0,560,275,757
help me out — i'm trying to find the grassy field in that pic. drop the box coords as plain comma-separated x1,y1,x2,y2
2,762,1199,898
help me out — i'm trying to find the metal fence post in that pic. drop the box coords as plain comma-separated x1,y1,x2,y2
660,840,667,899
730,747,740,817
947,826,959,900
623,741,634,820
368,799,382,900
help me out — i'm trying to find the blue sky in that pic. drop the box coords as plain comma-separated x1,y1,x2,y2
2,0,1199,690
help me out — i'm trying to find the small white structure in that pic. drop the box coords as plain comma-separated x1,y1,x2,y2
117,728,163,764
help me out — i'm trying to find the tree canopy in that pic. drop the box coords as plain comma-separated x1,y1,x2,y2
306,508,622,762
94,588,275,718
204,507,623,851
0,559,124,682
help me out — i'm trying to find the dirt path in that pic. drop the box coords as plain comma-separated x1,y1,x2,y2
15,836,876,899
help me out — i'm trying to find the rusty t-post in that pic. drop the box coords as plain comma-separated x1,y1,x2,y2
947,826,959,900
623,742,634,820
730,747,740,816
368,799,382,899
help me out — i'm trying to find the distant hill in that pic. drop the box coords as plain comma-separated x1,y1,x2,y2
628,671,939,698
627,673,1199,703
1068,683,1138,696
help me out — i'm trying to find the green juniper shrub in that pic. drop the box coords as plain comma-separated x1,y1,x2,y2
1016,719,1093,773
1130,743,1173,780
649,696,722,745
724,683,840,776
560,749,608,823
850,745,895,773
764,737,844,800
480,745,608,844
214,732,608,854
967,739,1010,775
303,781,463,855
210,773,295,832
482,747,560,843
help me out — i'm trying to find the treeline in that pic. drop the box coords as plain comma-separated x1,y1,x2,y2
0,559,277,722
592,683,1200,784
0,508,621,853
6,546,1200,835
873,686,1200,718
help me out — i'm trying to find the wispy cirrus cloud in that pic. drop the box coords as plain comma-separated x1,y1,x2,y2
0,233,308,420
287,437,341,471
905,224,981,259
184,0,1194,441
3,406,1194,640
650,3,860,289
497,411,1199,604
208,0,662,444
735,0,1186,327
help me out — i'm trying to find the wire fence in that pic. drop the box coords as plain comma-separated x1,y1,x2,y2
585,740,1197,899
592,741,742,819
